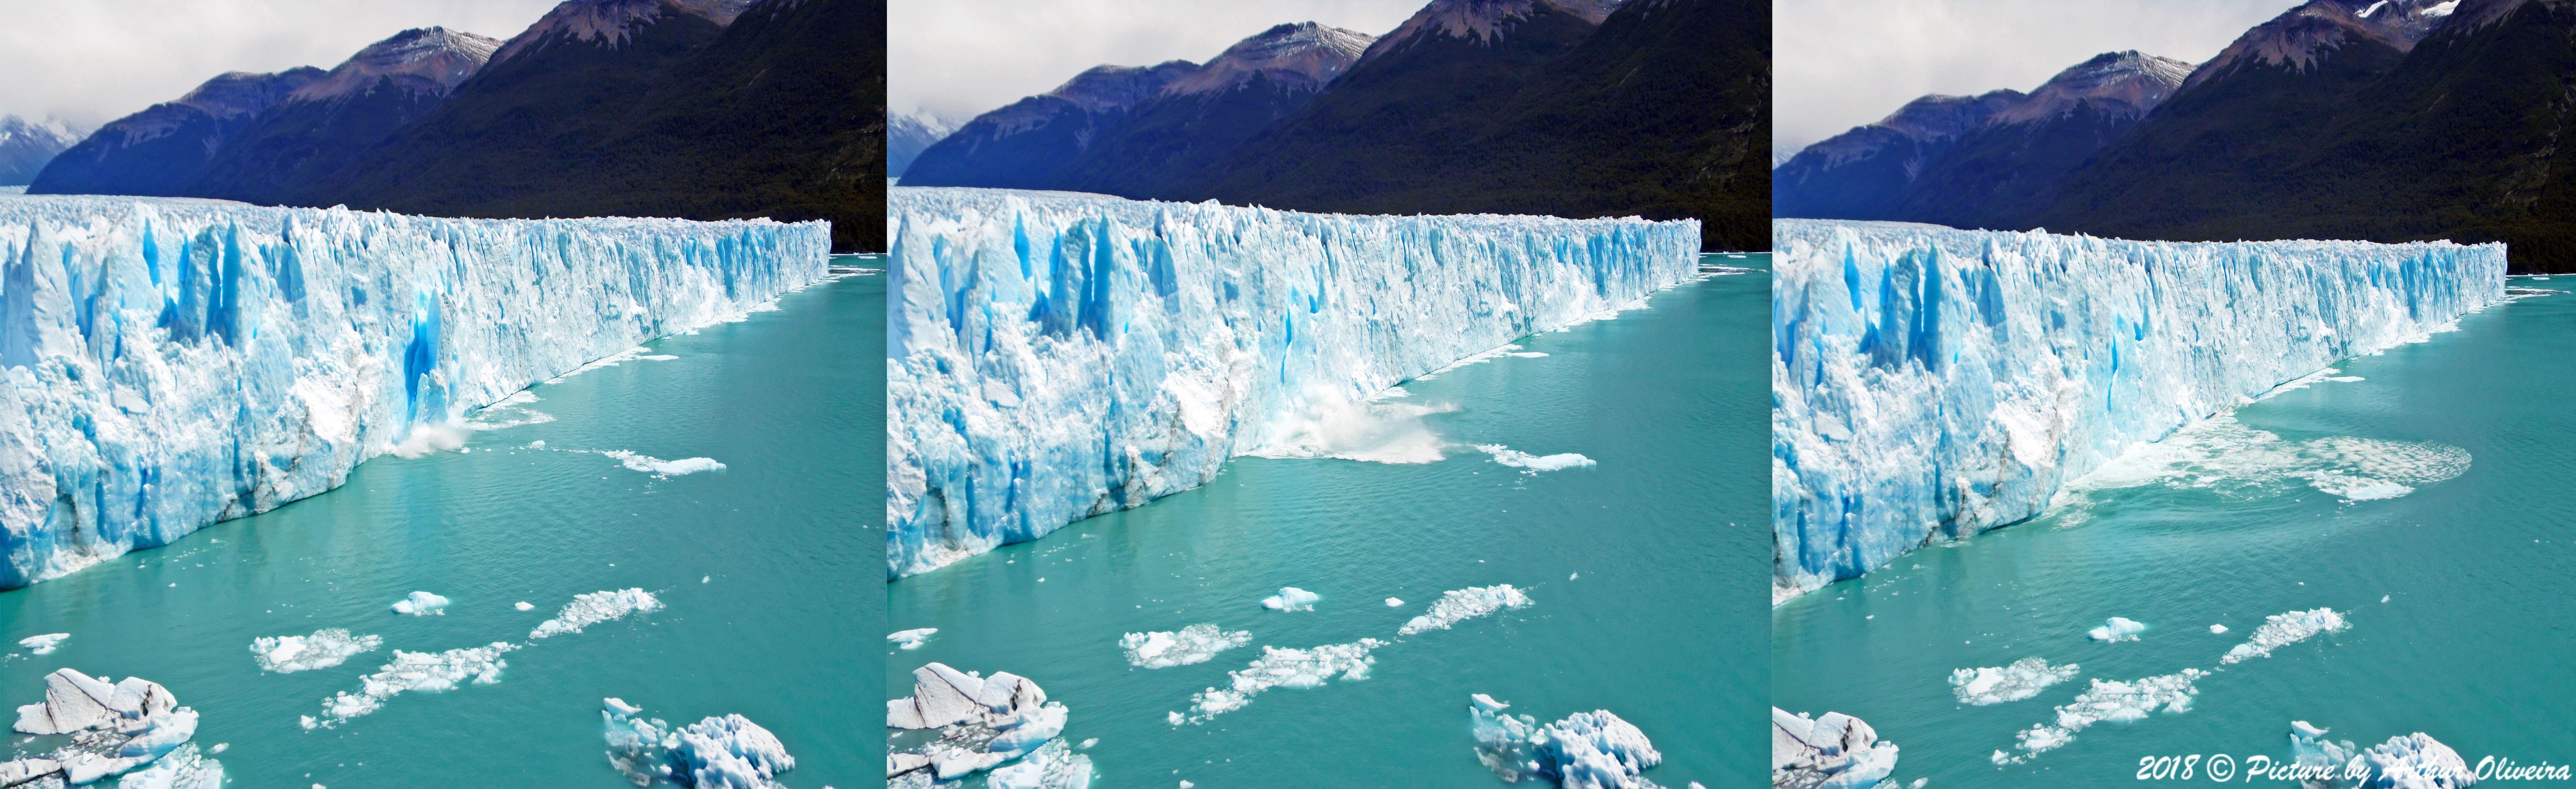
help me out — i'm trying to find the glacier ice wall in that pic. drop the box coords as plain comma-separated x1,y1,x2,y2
0,195,828,587
1772,220,2505,599
888,187,1698,577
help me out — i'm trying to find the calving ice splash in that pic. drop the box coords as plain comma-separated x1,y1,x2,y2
1771,220,2506,600
0,195,828,588
886,187,1697,576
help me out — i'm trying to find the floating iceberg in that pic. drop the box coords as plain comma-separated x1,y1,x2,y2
249,628,381,673
530,588,662,640
308,642,517,728
1399,584,1533,636
885,663,1087,787
2088,617,2146,642
0,195,827,588
1259,587,1319,611
4,669,213,785
1772,220,2506,599
1119,624,1250,668
1474,695,1665,789
888,187,1698,576
2221,608,2348,666
889,627,938,650
1950,658,2080,705
600,450,726,477
390,591,449,616
602,699,796,789
1773,708,1899,789
2288,721,2474,788
17,633,66,655
1476,444,1598,473
1999,669,2206,764
1179,639,1386,724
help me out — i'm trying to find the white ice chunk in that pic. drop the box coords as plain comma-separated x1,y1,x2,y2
515,601,535,611
310,642,517,728
1259,587,1320,611
2210,624,2228,634
1399,585,1532,636
889,628,938,650
1385,597,1404,607
1181,639,1386,724
601,451,726,476
17,633,67,655
2220,608,2348,665
2087,617,2146,642
530,588,662,639
1120,624,1251,668
1475,444,1598,473
389,591,450,616
1949,658,2080,705
250,629,382,673
1474,696,1665,789
2000,669,2206,764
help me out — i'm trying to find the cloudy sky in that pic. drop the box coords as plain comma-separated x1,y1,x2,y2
1776,0,2302,162
0,0,560,129
892,0,1428,123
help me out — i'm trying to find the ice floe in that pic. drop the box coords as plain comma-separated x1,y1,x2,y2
1385,597,1404,607
17,634,67,655
1179,640,1386,724
2221,608,2348,666
603,698,796,789
1950,658,2081,705
887,664,1090,788
1998,670,2207,764
1399,585,1533,636
1476,445,1599,473
1259,587,1320,611
530,589,663,640
2210,624,2229,634
601,451,727,477
1119,625,1251,669
1475,695,1665,789
307,642,518,729
1773,707,1900,789
2288,721,2475,788
889,628,938,650
390,591,450,616
4,669,215,785
250,629,383,673
515,601,536,611
2087,617,2146,642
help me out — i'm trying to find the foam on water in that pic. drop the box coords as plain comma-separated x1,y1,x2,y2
1949,658,2081,705
2066,418,2470,506
1119,624,1252,669
250,629,383,673
1179,639,1386,724
530,589,663,640
1397,585,1533,636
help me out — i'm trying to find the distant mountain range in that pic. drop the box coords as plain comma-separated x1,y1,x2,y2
0,117,84,186
1779,0,2576,272
902,0,1771,252
887,109,957,179
28,0,886,253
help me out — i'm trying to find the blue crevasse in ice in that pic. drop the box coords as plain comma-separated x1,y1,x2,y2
886,187,1698,577
1771,220,2506,600
0,195,828,588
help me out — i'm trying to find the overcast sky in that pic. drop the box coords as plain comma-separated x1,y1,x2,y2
1775,0,2302,162
892,0,1428,123
0,0,560,130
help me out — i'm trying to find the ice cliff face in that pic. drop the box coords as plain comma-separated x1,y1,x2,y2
887,187,1696,577
1771,220,2505,600
0,195,826,587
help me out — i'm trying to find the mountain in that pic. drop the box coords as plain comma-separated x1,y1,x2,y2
302,0,888,252
1192,0,1774,251
1773,50,2191,229
888,109,958,179
897,60,1200,191
1055,22,1375,199
0,116,82,185
28,67,324,196
186,28,501,204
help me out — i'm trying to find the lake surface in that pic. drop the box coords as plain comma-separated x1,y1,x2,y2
887,254,1771,787
0,258,881,788
1775,277,2576,786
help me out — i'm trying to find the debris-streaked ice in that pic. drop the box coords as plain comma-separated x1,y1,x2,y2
0,195,826,588
1950,658,2080,705
888,187,1698,577
530,588,662,640
886,663,1090,788
250,629,381,673
1258,587,1319,611
1398,584,1532,636
1771,220,2506,600
1119,624,1250,669
1773,708,1901,789
1472,695,1664,789
2220,608,2348,665
5,669,215,785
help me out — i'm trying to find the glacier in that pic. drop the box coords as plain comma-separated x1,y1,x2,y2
0,194,827,588
1772,220,2505,600
887,186,1698,576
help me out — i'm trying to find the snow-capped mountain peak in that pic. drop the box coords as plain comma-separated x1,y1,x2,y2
1361,0,1624,62
491,0,758,64
2184,0,2454,90
1991,50,2194,124
1163,22,1378,96
0,116,80,149
291,28,504,103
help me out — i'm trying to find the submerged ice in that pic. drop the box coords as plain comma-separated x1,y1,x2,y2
887,187,1698,576
1772,220,2506,599
1472,695,1664,789
0,195,827,588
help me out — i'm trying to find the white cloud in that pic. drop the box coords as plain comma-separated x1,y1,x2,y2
891,0,1426,122
1774,0,2301,160
0,0,561,129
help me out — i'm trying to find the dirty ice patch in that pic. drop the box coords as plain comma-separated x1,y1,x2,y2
1121,625,1252,669
1951,658,2081,705
1179,639,1386,724
307,642,519,729
889,628,937,650
599,451,727,477
17,633,67,655
251,629,383,673
1996,669,2206,765
2221,608,2348,666
2067,417,2469,504
1399,585,1532,636
530,589,663,640
390,591,450,616
1475,445,1597,473
1259,587,1320,612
